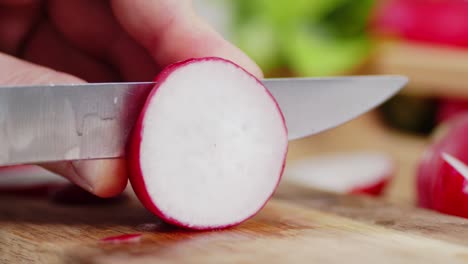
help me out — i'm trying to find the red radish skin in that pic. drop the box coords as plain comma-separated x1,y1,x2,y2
128,57,288,230
100,233,142,244
374,0,468,48
0,165,67,196
437,98,468,124
431,153,468,218
49,184,128,205
417,113,468,216
350,178,390,196
285,153,394,196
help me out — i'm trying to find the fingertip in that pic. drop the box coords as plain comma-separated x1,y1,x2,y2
72,159,128,198
191,17,263,78
217,43,264,79
111,0,264,78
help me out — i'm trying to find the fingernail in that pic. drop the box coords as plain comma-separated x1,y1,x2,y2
70,161,94,193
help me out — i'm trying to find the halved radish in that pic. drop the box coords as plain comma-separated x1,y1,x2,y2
417,113,468,217
0,165,67,196
127,57,288,230
285,153,393,196
284,152,394,196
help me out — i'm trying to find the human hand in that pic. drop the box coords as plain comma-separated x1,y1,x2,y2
0,0,262,197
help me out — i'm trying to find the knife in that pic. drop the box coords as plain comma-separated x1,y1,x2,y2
0,76,407,166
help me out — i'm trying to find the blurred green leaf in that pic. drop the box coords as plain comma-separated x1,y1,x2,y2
321,0,375,37
283,26,371,76
258,0,347,25
235,17,282,72
231,0,376,75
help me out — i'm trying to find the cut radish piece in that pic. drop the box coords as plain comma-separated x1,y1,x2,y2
100,233,142,244
0,165,67,196
442,153,468,185
432,153,468,217
373,0,468,47
127,57,288,230
284,152,394,196
417,113,468,217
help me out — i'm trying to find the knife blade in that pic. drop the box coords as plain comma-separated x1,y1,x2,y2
0,76,407,165
269,76,407,139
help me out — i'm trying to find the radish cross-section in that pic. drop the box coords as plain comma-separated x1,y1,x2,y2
128,57,288,230
284,152,393,196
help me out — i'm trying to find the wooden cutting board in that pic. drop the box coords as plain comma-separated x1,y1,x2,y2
2,182,468,264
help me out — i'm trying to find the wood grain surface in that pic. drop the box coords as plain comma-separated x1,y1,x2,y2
2,186,468,264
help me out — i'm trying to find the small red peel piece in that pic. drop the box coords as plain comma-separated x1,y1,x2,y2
100,233,142,244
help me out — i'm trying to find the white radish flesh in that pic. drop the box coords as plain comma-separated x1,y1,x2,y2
128,57,288,230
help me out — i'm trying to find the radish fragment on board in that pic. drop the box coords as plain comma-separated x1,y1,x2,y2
284,152,394,196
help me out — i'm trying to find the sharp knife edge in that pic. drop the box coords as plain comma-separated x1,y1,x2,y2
0,75,407,165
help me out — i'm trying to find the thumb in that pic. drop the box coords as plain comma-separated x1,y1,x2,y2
0,53,127,197
111,0,263,78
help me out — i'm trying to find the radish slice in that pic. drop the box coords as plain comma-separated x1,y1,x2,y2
284,152,394,196
100,233,142,244
0,165,67,195
127,57,288,230
417,113,468,217
437,98,468,124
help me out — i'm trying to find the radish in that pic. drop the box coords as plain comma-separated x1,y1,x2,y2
100,233,142,244
127,57,288,230
437,98,468,124
417,113,468,217
0,165,67,196
284,152,394,196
